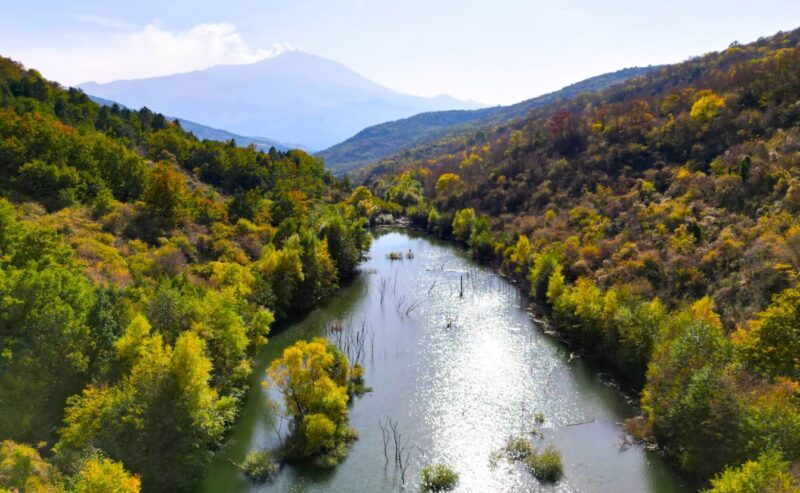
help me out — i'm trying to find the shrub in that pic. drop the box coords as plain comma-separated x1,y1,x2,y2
500,436,536,461
241,449,278,483
494,437,564,485
420,464,459,492
525,444,563,483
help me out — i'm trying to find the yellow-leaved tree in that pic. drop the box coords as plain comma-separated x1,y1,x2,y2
267,337,354,466
690,91,726,123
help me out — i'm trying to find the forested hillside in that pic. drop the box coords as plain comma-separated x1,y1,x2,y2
366,28,800,489
0,55,376,492
320,66,653,175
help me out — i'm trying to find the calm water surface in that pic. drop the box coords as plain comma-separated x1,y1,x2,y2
201,229,688,492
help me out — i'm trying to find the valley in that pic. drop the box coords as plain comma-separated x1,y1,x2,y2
0,9,799,493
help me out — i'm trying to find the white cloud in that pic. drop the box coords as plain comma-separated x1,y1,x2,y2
72,14,134,30
10,22,297,85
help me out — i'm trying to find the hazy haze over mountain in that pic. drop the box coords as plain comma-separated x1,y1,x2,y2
79,51,483,150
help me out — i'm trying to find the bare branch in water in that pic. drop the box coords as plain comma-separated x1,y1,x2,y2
379,417,416,487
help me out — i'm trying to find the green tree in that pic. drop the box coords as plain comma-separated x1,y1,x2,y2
320,214,361,280
142,163,188,227
0,440,62,493
642,299,738,476
529,249,563,302
293,231,337,311
14,160,82,210
251,243,304,319
58,332,233,491
0,259,95,444
734,287,800,380
451,208,475,243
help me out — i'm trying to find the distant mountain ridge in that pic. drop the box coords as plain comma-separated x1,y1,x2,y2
79,51,483,150
318,67,656,174
87,95,294,152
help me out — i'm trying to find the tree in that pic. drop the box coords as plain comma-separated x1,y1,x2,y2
451,208,475,242
0,440,62,492
0,257,95,444
142,163,188,227
293,231,337,311
435,173,464,199
73,458,140,493
0,199,19,256
268,338,348,423
251,243,304,319
320,214,361,280
507,234,533,277
420,464,459,492
642,299,738,476
58,332,233,491
733,287,800,380
192,289,250,389
14,160,82,210
529,249,563,302
386,173,424,207
267,338,352,462
690,91,726,122
705,452,800,493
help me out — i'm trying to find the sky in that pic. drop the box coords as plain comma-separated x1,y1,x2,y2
2,1,800,105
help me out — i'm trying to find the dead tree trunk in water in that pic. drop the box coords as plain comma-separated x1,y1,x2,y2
378,417,414,487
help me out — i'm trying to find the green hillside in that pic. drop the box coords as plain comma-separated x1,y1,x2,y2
367,28,800,490
0,54,379,491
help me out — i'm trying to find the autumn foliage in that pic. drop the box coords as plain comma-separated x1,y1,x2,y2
368,28,800,488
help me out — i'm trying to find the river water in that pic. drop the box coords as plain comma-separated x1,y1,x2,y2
201,229,688,492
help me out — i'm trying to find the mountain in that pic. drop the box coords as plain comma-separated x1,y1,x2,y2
319,66,655,175
88,95,294,152
171,118,295,152
367,27,800,488
78,51,483,150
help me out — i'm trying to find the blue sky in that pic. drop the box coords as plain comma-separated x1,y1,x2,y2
2,0,800,105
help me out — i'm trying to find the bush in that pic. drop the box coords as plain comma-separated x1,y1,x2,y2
241,449,278,483
526,445,563,483
420,463,459,492
500,436,536,461
493,437,564,484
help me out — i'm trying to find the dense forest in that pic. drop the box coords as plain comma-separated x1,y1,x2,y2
0,55,378,491
364,28,800,490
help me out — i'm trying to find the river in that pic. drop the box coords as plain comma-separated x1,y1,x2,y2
201,228,688,492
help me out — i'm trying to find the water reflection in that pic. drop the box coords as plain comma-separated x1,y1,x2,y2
202,229,687,492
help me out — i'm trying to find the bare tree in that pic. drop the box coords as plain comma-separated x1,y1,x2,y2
379,417,415,487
